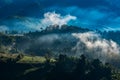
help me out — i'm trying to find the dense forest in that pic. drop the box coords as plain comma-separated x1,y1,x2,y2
1,25,120,80
0,54,119,80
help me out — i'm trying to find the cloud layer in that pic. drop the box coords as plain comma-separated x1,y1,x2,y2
72,32,120,62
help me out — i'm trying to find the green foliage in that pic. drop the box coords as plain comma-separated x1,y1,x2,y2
18,55,46,63
20,55,114,80
0,54,120,80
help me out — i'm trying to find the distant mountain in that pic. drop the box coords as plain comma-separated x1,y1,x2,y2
25,25,90,38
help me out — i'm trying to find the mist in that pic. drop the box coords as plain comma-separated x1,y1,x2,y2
72,32,120,62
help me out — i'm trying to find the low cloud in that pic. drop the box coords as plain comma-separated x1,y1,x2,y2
38,34,61,44
72,32,120,62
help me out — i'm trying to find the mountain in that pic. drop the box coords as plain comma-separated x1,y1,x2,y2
23,25,90,56
1,25,120,66
25,25,90,38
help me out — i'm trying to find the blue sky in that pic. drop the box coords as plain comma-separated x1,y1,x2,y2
0,0,120,31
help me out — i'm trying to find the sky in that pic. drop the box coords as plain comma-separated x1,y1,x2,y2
0,0,120,32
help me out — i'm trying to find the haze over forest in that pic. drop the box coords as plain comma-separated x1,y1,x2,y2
1,0,120,80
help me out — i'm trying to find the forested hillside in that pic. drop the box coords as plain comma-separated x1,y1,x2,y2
1,54,120,80
1,25,120,80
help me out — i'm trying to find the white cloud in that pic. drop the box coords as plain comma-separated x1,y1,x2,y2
39,12,77,29
14,12,77,31
72,32,120,62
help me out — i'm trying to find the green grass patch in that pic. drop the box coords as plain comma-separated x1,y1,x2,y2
18,56,46,63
